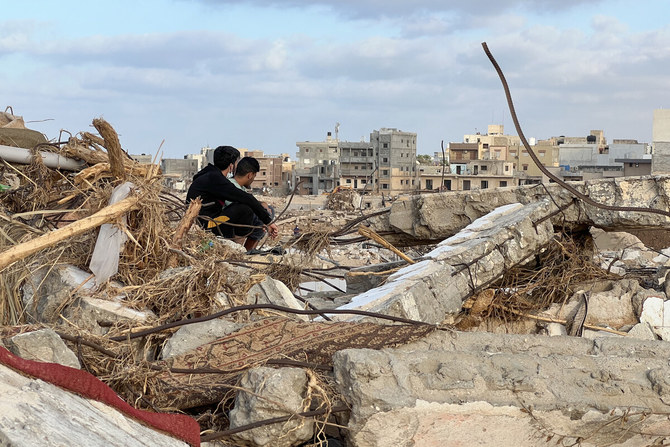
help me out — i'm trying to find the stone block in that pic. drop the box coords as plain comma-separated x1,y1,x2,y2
0,364,188,446
160,319,244,359
21,264,97,323
5,329,80,369
229,367,313,447
333,201,554,324
640,296,670,340
63,296,156,336
247,277,308,321
333,330,670,446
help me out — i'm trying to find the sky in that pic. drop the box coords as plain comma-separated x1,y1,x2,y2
2,0,670,159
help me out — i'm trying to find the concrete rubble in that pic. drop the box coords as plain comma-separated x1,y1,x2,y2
5,328,80,369
332,331,670,447
6,132,670,447
229,367,314,447
334,201,554,323
0,364,189,447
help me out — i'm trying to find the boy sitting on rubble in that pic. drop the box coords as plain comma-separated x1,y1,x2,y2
186,146,278,249
224,156,276,251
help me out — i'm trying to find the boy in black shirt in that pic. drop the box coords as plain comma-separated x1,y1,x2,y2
186,146,278,246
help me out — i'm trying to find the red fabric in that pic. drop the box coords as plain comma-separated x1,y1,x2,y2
0,346,200,446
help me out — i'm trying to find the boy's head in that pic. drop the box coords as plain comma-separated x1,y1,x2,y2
234,156,260,187
213,145,240,172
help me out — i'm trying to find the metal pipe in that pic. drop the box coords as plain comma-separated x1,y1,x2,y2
0,144,86,171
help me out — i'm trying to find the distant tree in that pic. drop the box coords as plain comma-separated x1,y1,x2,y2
417,154,433,164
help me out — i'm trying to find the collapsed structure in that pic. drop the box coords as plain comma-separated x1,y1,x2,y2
3,101,670,447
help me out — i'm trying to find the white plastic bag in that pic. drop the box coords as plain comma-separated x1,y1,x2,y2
89,182,134,286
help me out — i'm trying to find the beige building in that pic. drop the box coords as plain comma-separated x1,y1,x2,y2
652,109,670,174
507,141,560,184
463,125,521,159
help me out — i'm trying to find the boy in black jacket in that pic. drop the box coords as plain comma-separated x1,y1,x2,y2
186,146,279,246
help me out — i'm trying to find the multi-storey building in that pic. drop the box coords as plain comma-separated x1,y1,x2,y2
160,157,199,191
507,140,560,184
371,128,418,195
463,125,521,159
294,132,340,194
339,141,375,192
652,109,670,174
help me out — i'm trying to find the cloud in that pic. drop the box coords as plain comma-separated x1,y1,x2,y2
2,1,669,158
192,0,605,20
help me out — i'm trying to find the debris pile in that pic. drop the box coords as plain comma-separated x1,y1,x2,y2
325,187,361,212
4,111,670,446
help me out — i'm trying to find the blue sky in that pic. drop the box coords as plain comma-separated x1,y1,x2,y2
2,0,669,158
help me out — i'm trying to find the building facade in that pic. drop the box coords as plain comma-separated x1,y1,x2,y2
371,128,418,195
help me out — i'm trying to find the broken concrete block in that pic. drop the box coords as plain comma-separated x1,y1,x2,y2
22,264,97,323
590,227,646,252
545,323,567,336
63,296,157,336
160,318,244,359
229,367,313,447
580,282,639,329
628,322,657,341
640,296,670,340
0,364,188,447
333,330,670,446
5,329,80,369
247,277,308,321
384,177,670,242
334,201,554,324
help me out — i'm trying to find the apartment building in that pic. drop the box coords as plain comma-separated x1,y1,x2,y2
652,109,670,174
371,128,418,195
507,140,560,184
294,132,340,194
339,140,375,192
463,125,521,159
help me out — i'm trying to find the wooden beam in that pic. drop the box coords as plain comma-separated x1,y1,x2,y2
0,196,140,272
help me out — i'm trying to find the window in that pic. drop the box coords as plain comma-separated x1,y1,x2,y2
305,149,309,153
463,180,471,190
382,169,389,175
426,179,433,189
382,183,389,189
505,165,509,171
523,164,528,171
383,143,388,148
382,157,388,163
320,149,323,153
500,180,508,187
481,180,488,189
355,166,359,170
346,179,351,183
262,171,266,176
481,165,488,171
444,179,451,190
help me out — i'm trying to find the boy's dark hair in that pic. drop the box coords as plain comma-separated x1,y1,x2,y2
235,156,260,177
213,146,240,170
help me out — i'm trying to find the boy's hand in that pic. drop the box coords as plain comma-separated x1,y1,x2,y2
267,223,279,239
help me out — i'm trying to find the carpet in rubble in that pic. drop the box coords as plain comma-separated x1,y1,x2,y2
150,318,436,409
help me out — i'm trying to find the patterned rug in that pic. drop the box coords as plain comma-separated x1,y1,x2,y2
151,317,436,409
